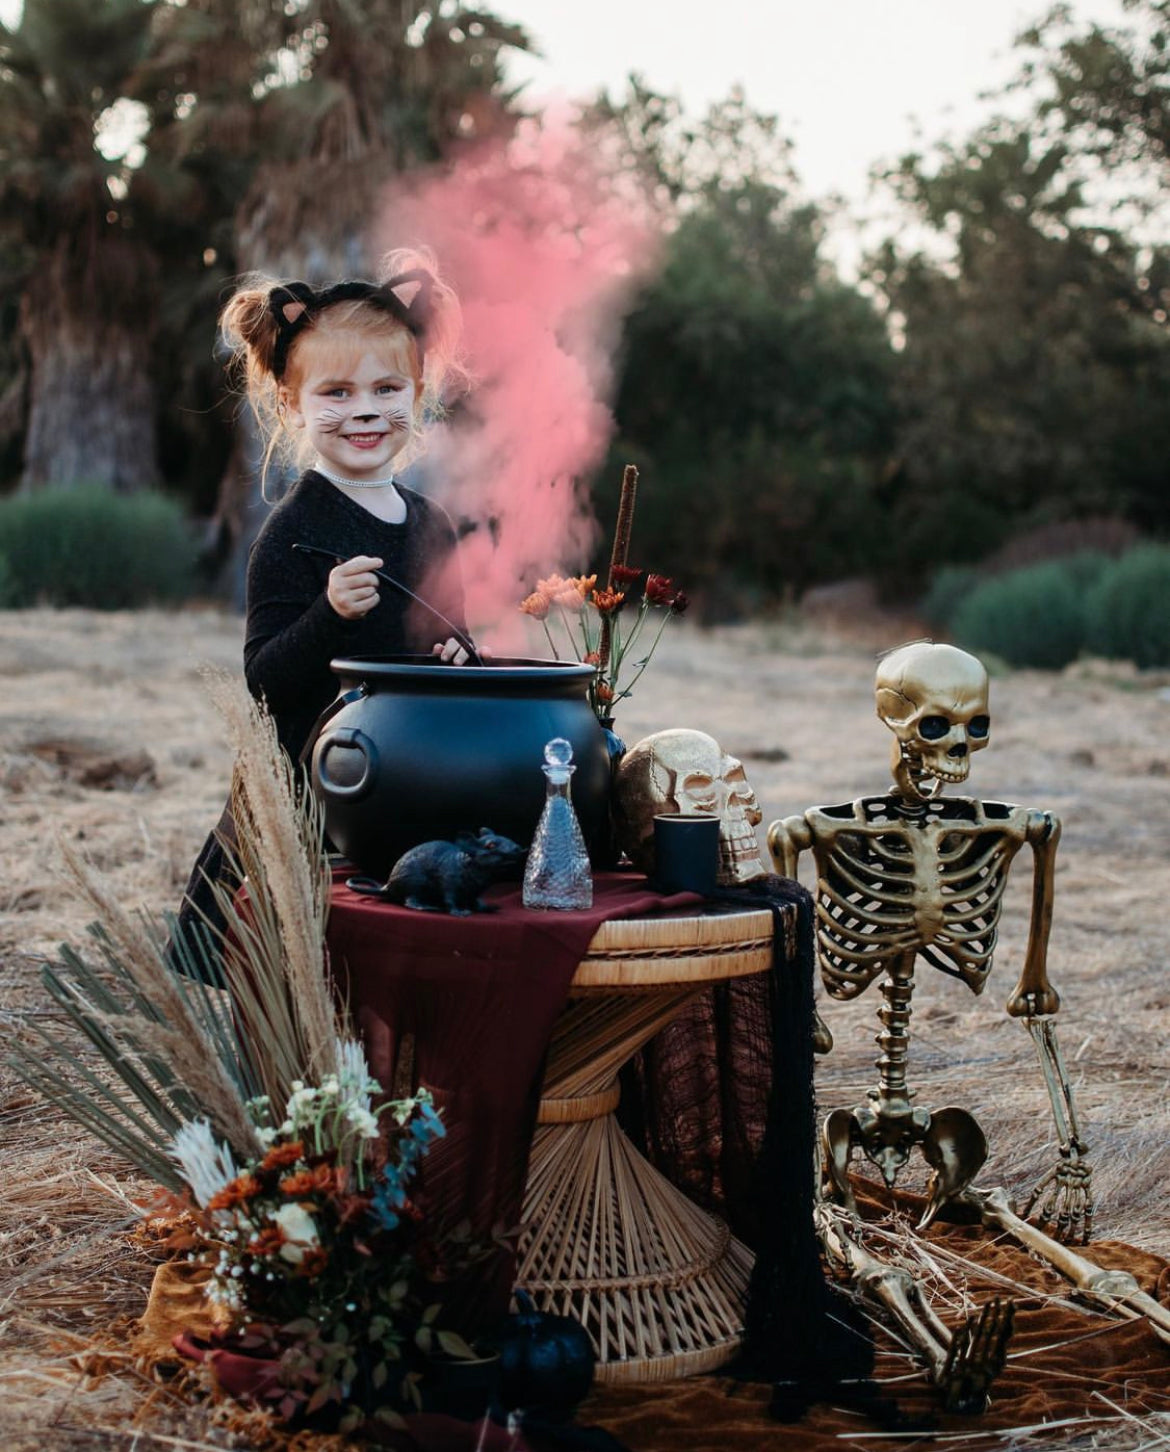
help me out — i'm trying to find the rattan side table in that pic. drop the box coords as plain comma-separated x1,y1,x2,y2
514,906,774,1384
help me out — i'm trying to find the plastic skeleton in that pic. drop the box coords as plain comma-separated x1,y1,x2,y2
768,642,1170,1405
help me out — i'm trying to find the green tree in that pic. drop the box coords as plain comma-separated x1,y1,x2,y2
596,87,895,609
870,120,1170,587
1,0,164,489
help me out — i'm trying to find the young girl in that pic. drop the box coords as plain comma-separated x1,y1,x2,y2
176,248,468,957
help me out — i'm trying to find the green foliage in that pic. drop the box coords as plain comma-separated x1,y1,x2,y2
870,117,1170,592
919,565,981,631
597,88,895,611
951,559,1089,669
1085,544,1170,668
0,487,195,608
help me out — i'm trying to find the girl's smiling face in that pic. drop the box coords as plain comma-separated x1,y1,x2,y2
284,347,419,481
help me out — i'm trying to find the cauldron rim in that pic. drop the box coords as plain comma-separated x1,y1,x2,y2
330,654,596,683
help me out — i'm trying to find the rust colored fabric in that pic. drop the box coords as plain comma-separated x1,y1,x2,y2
326,870,701,1326
581,1184,1170,1450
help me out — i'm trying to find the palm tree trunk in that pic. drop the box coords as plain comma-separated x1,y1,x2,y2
19,235,160,492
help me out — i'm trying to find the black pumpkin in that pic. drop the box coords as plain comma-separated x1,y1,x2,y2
496,1290,595,1418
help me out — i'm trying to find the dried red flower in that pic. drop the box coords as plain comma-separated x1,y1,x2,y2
644,574,675,607
248,1225,287,1257
296,1247,329,1279
611,564,643,585
670,589,690,617
596,682,614,704
207,1174,263,1211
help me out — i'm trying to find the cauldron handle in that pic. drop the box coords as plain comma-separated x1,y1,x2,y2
298,685,368,768
315,726,380,801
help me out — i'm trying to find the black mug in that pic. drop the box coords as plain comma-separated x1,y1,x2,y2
652,813,720,895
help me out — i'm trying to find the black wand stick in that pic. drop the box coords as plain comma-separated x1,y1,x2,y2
292,541,485,666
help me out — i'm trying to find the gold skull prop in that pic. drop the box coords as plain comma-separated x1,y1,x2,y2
875,642,990,803
613,728,767,885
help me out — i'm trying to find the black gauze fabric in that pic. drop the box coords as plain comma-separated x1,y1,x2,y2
616,875,874,1417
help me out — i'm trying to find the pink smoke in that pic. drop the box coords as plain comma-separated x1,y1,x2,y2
374,116,660,651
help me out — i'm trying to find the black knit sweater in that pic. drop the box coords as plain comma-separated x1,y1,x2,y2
243,470,466,759
171,471,464,964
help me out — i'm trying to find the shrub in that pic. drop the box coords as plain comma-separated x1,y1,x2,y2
919,564,980,631
951,560,1087,669
0,487,196,609
1085,545,1170,669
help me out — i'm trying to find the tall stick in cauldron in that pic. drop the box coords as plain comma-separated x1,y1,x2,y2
596,464,638,687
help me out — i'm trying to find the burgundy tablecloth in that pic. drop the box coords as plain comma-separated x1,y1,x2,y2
326,870,701,1326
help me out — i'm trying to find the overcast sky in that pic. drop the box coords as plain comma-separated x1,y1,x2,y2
497,0,1131,209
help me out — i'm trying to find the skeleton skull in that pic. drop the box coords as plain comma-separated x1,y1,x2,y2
613,728,767,885
875,642,990,802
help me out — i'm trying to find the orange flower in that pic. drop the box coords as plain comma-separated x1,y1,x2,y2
520,591,550,620
570,574,597,598
208,1174,264,1211
596,682,614,704
582,651,600,666
591,587,625,615
535,573,568,599
280,1164,339,1198
260,1141,305,1172
248,1225,287,1257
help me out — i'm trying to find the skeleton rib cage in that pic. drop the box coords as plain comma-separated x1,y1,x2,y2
807,797,1030,999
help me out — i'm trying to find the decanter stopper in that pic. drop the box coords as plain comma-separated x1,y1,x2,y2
523,738,593,910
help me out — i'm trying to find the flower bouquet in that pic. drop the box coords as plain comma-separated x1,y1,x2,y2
7,677,487,1436
520,466,688,725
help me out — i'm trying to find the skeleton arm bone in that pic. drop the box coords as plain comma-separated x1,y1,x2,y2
767,813,812,881
1000,812,1091,1239
1005,810,1061,1019
767,813,833,1053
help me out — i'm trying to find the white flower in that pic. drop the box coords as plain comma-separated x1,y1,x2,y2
171,1119,239,1209
273,1202,320,1264
345,1104,380,1138
284,1085,320,1126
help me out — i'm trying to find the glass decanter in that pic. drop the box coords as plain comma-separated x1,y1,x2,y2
522,737,593,910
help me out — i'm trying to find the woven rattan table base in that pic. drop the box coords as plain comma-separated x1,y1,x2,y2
515,907,773,1384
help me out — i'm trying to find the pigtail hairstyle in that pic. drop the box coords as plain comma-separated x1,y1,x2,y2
219,248,467,496
220,278,299,494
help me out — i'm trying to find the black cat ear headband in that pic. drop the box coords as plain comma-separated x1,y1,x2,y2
268,271,434,380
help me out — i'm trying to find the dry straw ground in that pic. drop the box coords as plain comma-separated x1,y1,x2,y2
2,604,1170,1450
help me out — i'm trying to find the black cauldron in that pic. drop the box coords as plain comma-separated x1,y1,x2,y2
310,656,611,879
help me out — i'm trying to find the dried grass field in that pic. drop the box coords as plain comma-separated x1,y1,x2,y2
2,604,1170,1450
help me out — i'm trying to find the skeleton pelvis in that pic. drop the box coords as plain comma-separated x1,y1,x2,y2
823,1103,989,1225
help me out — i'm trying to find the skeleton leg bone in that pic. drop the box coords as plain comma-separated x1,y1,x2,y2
976,1186,1170,1347
817,1203,1014,1413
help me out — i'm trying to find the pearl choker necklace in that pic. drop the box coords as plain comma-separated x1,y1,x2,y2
314,462,396,490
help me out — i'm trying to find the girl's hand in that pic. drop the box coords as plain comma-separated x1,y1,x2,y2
328,556,383,619
432,638,491,665
433,637,469,665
